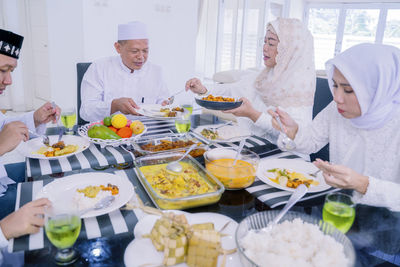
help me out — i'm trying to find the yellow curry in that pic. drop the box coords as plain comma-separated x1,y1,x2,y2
139,162,216,199
206,158,256,189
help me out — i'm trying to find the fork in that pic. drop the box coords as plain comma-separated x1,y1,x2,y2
167,89,185,105
309,169,321,178
210,121,233,132
28,130,50,146
51,102,64,142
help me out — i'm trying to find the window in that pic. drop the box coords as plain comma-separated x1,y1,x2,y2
306,3,400,70
196,0,287,79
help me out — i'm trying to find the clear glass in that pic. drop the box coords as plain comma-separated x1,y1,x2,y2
175,114,191,133
181,104,193,115
383,9,400,49
60,107,77,135
45,202,82,265
307,8,340,70
323,192,356,233
342,9,379,52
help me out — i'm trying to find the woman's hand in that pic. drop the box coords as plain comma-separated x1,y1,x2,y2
267,108,298,139
185,78,207,94
223,97,262,122
313,158,369,194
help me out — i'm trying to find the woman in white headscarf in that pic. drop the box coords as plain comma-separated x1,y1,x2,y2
185,18,315,144
269,43,400,211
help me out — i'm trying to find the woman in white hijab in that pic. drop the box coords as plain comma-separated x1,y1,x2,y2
269,43,400,211
185,18,315,144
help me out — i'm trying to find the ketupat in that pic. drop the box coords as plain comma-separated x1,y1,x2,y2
186,229,221,267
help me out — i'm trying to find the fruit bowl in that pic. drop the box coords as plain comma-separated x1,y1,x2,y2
204,148,259,190
78,122,147,147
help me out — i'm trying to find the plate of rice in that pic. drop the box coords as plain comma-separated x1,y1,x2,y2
236,211,356,267
35,172,134,218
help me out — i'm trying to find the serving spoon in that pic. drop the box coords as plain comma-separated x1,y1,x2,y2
79,195,115,216
232,138,246,165
166,144,198,173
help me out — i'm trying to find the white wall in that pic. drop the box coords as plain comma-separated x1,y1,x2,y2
40,0,198,110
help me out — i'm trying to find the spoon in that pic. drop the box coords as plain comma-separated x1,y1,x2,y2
51,101,64,142
274,109,296,150
167,89,185,105
28,129,50,146
232,138,246,165
268,184,308,229
166,144,198,172
79,195,115,216
210,121,233,132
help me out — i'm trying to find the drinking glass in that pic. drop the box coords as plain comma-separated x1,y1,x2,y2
175,114,191,133
60,107,77,135
45,202,82,265
181,104,193,115
322,192,355,233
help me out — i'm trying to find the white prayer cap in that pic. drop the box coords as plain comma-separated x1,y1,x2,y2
118,21,148,41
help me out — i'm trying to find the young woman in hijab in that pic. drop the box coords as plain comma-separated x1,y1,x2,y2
186,18,315,144
269,43,400,211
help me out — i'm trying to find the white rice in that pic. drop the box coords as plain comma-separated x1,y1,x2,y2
73,190,112,211
240,218,349,267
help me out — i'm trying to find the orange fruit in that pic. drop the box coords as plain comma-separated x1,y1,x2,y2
117,127,133,138
108,126,118,133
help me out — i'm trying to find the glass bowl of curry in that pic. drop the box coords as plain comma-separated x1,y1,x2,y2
204,148,259,190
134,151,224,210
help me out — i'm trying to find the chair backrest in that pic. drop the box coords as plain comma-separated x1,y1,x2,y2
310,77,333,162
76,62,92,125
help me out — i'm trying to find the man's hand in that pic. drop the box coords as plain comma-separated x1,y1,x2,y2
0,122,29,156
313,159,369,194
111,97,141,115
0,198,51,240
185,78,208,94
223,97,262,122
34,102,60,127
267,108,298,139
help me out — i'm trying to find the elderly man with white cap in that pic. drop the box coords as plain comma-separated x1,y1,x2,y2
80,21,170,122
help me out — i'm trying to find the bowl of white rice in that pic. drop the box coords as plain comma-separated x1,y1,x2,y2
236,211,356,267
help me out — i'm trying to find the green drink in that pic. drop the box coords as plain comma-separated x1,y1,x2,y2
61,113,76,129
46,215,81,249
182,104,193,115
323,193,355,233
175,119,191,133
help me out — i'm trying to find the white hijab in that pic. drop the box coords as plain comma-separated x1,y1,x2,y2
326,43,400,130
254,18,316,108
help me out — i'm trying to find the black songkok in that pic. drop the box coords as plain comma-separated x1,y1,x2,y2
0,29,24,59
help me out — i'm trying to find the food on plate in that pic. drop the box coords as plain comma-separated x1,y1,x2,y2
267,168,319,189
200,128,219,140
139,162,216,199
201,95,235,102
130,120,145,134
140,139,205,157
206,158,256,189
159,107,184,117
144,212,235,266
35,141,78,157
74,184,119,210
88,124,121,140
240,218,349,266
111,114,128,129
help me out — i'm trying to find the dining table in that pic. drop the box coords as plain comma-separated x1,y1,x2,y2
6,114,400,267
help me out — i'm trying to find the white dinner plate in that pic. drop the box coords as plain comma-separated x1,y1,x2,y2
193,124,251,143
136,104,185,120
35,172,134,218
124,211,240,267
19,135,90,160
257,158,331,193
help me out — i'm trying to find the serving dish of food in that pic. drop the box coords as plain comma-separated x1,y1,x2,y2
134,152,224,210
133,132,208,158
35,172,134,218
194,94,243,110
19,135,90,160
236,211,355,267
124,210,239,267
193,124,251,143
257,159,331,193
136,104,187,119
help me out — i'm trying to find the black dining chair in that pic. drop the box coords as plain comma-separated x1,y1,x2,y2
309,77,333,162
76,62,92,125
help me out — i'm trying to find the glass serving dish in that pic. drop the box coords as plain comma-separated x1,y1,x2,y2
134,152,225,210
204,148,259,190
235,211,356,267
132,132,208,158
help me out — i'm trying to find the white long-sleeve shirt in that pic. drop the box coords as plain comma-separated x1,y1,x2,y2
286,102,400,211
80,56,169,122
208,72,312,159
0,111,46,248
